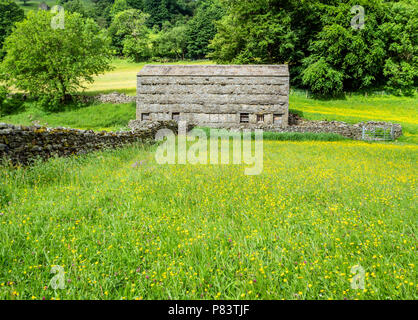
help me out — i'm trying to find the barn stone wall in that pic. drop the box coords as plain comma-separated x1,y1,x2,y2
136,65,290,128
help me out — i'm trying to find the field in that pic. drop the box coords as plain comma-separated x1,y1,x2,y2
0,140,416,300
0,59,417,300
85,59,213,96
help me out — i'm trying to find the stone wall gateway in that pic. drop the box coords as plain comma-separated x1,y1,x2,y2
136,65,290,128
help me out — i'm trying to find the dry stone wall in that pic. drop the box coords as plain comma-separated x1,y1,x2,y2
269,121,403,140
0,121,179,165
137,65,290,128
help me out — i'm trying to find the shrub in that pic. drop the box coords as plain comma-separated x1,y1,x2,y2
301,58,344,97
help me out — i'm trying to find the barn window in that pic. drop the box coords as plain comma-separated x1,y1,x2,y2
240,113,249,123
141,113,150,121
273,114,283,125
257,114,264,123
172,113,180,121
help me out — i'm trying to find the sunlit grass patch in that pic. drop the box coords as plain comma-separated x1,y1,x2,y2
84,59,214,94
290,94,418,143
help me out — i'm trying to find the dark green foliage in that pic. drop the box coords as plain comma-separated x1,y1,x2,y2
59,0,94,19
185,0,224,59
0,86,24,116
7,0,416,98
126,0,144,10
90,0,114,27
210,0,417,96
0,85,8,116
381,1,417,96
144,0,180,28
0,0,24,59
209,0,302,64
302,58,344,97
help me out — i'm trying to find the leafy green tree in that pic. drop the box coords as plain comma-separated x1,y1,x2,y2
111,0,130,17
301,58,344,97
208,0,303,64
210,0,416,96
143,0,191,28
1,10,113,109
0,0,24,59
152,23,188,60
60,0,88,17
381,1,417,96
185,0,224,59
109,9,151,61
127,0,145,10
143,0,170,27
303,0,416,96
90,0,114,27
302,1,387,95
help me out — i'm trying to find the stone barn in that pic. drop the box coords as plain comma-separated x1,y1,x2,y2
136,65,289,128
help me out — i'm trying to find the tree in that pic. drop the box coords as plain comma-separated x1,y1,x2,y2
1,10,113,109
109,9,151,61
302,0,416,96
185,0,224,59
301,58,344,97
110,0,130,17
143,0,191,28
126,0,144,10
208,0,304,65
90,0,114,27
152,23,188,60
381,1,417,96
0,0,24,59
60,0,88,17
209,0,417,96
302,1,387,95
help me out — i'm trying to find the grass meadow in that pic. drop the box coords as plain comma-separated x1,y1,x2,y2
0,140,416,300
0,59,417,300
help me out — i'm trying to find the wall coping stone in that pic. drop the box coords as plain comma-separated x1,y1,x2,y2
138,65,289,77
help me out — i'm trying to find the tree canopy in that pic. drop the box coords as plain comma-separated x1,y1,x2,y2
1,10,113,108
1,0,416,98
0,0,24,59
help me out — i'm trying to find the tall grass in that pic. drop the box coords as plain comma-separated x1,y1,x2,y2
0,140,416,300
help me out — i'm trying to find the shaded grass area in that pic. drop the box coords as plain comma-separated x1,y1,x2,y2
0,140,416,299
0,102,136,132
